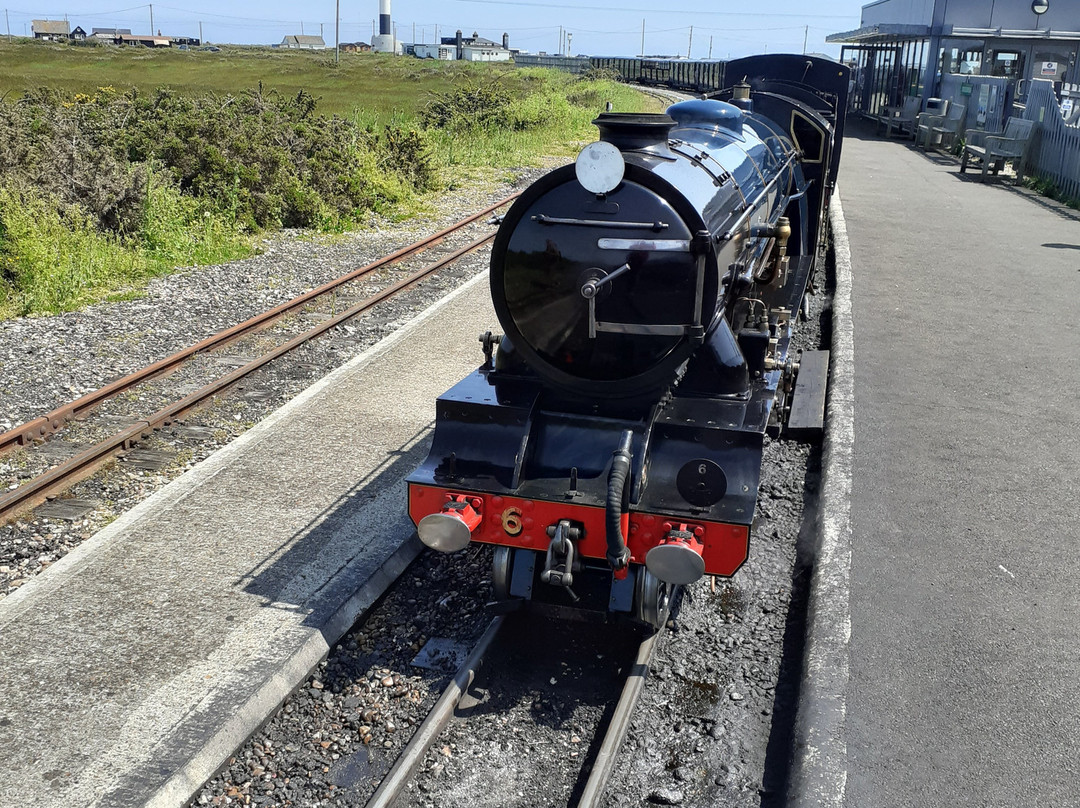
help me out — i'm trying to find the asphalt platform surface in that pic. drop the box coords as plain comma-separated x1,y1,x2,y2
793,125,1080,807
0,273,495,808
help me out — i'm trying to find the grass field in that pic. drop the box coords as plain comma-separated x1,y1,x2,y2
0,38,646,119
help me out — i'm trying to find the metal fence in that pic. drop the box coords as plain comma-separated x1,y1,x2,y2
1022,80,1080,200
512,54,592,73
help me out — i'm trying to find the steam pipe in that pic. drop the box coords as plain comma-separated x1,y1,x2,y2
606,430,634,570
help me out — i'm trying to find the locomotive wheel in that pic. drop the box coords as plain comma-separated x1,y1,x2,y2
492,546,514,601
633,565,674,630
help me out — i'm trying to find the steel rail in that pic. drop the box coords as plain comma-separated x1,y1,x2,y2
0,194,519,455
0,230,499,523
575,629,663,807
365,616,504,808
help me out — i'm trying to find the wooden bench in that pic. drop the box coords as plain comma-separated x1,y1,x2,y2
876,97,922,138
960,118,1035,182
916,104,966,151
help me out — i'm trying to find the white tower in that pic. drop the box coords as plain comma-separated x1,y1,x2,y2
371,0,398,52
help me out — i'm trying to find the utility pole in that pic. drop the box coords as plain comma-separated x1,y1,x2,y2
640,19,645,57
320,22,323,38
687,25,692,59
567,32,572,55
335,0,339,63
6,9,10,41
708,35,713,59
802,25,808,54
412,22,415,44
199,20,203,43
301,21,305,35
149,4,153,35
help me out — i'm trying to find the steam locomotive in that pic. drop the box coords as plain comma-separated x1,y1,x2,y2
407,55,848,628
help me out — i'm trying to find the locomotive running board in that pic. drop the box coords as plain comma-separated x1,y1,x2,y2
786,349,830,441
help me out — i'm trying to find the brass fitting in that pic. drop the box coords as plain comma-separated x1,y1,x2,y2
774,217,791,258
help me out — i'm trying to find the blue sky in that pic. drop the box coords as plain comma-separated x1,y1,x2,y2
5,1,864,59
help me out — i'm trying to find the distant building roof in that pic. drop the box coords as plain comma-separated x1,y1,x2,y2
826,23,930,44
32,20,70,36
441,32,500,47
282,35,326,47
92,27,132,36
118,33,172,46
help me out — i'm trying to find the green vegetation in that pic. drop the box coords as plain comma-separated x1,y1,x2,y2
0,39,654,319
1022,175,1080,210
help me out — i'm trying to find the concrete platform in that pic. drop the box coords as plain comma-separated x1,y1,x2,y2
0,273,496,808
791,125,1080,806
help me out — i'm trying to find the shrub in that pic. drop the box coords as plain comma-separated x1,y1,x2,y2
420,82,514,131
0,176,249,317
0,86,437,235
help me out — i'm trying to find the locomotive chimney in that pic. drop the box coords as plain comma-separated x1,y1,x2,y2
592,112,676,154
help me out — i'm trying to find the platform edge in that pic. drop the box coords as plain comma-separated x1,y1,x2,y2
786,191,855,808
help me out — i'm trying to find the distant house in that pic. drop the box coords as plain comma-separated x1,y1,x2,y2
440,30,512,61
340,42,370,53
31,19,70,40
281,35,326,50
91,27,132,41
70,26,87,41
462,44,511,62
118,33,172,47
414,43,456,60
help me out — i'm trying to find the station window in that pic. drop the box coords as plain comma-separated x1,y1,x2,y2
991,51,1024,78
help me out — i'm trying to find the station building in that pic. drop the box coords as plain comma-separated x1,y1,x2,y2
829,0,1080,124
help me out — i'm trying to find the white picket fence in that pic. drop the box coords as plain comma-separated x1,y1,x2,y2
1022,80,1080,200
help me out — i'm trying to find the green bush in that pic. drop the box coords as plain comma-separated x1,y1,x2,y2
0,177,248,317
420,82,514,131
0,85,437,234
580,67,622,83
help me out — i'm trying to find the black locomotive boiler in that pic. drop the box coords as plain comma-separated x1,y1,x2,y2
408,55,848,627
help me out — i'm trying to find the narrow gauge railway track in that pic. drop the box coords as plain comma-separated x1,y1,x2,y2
0,194,518,524
367,615,665,808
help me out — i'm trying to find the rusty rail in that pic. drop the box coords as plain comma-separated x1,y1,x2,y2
0,223,504,523
0,194,517,454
